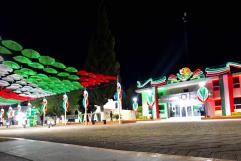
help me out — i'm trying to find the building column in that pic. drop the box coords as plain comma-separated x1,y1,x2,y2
155,87,160,119
219,74,234,116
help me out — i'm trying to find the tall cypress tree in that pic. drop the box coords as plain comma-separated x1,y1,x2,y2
85,1,120,109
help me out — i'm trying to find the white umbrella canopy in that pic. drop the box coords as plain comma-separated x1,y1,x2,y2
0,56,4,62
0,64,13,73
6,84,22,90
8,74,23,81
15,80,27,85
0,80,10,87
2,76,14,82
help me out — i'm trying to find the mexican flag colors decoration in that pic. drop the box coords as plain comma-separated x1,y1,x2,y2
197,86,209,102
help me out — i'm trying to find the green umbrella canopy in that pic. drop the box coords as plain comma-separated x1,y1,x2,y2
13,56,32,64
43,67,58,74
3,61,20,69
20,68,37,76
39,56,55,65
14,70,29,78
21,49,40,59
49,77,61,83
68,75,79,81
37,73,49,79
65,67,78,73
0,45,12,54
28,62,44,69
72,81,83,89
1,40,23,51
57,72,70,77
52,62,66,69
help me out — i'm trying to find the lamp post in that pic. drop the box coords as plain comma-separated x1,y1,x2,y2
132,97,138,119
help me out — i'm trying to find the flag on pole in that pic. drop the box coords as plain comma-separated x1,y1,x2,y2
40,98,48,113
82,90,89,109
62,94,69,112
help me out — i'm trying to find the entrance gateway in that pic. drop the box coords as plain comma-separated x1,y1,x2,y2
159,92,203,119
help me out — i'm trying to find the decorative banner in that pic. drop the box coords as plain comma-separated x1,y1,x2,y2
117,82,122,107
40,98,48,113
137,76,166,88
147,91,155,109
62,94,69,112
168,74,178,84
197,86,209,102
205,62,241,76
82,90,89,109
132,102,138,112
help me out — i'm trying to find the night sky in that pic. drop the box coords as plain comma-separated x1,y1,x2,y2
1,1,241,88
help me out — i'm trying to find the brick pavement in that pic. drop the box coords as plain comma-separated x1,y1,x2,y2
1,120,241,160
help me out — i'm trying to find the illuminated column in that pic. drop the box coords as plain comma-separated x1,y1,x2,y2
155,87,160,119
219,74,234,116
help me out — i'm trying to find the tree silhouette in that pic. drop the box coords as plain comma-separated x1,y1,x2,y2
85,0,120,109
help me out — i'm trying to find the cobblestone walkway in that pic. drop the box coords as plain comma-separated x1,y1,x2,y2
1,120,241,160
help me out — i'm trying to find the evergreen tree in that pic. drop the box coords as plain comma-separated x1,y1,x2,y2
85,1,120,108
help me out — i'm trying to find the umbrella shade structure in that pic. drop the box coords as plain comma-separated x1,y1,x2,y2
13,56,32,65
0,80,10,87
49,77,61,83
0,97,20,104
0,64,13,73
52,62,66,69
19,68,37,76
43,67,58,74
28,62,44,69
57,72,70,77
7,74,23,81
68,75,79,80
14,70,29,78
65,67,78,73
21,49,40,59
39,56,55,65
6,84,22,90
0,45,12,54
15,80,27,86
2,76,14,82
0,56,4,62
1,40,23,51
3,61,20,69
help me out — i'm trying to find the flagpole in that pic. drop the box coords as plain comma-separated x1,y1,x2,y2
65,108,66,125
117,75,121,125
85,104,87,126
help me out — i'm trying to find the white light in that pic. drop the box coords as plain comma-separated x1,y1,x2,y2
133,97,137,102
199,81,206,87
147,89,152,95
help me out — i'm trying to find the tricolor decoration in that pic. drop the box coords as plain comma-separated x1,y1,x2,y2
78,70,117,87
205,62,241,76
132,102,138,112
137,76,166,88
62,94,69,112
82,90,89,109
197,86,209,102
0,38,83,106
40,98,48,113
147,91,155,109
117,82,122,108
191,69,205,80
168,74,178,84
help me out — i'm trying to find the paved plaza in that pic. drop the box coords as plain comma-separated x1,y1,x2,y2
1,120,241,160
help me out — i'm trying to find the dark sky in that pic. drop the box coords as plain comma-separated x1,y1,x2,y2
1,1,241,88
